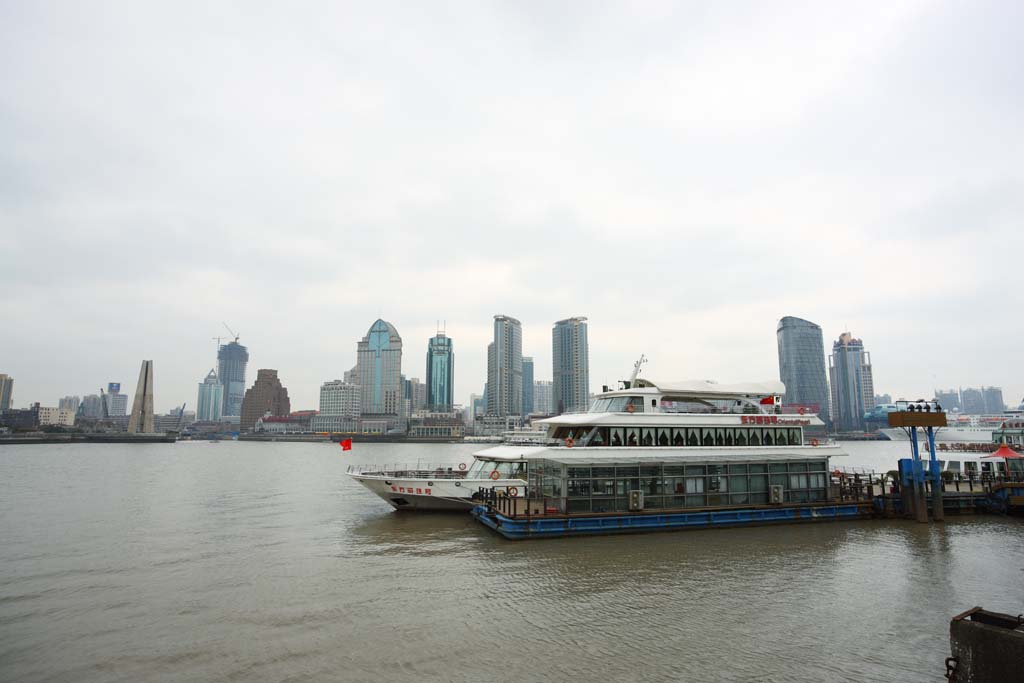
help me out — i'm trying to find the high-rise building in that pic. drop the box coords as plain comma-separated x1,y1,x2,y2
319,380,361,417
217,340,249,417
829,333,875,432
960,388,984,414
79,394,104,418
127,360,155,434
486,315,522,416
356,319,403,418
105,382,128,416
240,369,290,432
425,333,454,412
196,369,224,422
521,357,535,415
776,316,831,425
534,380,553,415
58,396,81,413
934,389,961,412
0,373,13,411
874,394,892,406
552,317,589,414
981,386,1005,414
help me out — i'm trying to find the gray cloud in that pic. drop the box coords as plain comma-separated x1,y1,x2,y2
1,1,1021,411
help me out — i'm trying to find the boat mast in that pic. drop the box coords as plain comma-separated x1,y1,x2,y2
626,355,647,388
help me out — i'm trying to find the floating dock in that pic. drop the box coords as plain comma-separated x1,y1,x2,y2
472,500,874,540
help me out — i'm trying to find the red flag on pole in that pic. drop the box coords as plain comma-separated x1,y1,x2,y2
340,438,353,451
759,396,777,405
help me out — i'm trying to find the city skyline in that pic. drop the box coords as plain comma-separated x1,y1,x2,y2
4,311,1024,416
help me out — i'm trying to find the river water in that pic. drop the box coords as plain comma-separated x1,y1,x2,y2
2,440,1023,682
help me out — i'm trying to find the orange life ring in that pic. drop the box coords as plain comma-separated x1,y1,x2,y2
626,404,636,413
798,407,806,415
508,486,519,497
810,438,819,447
565,437,575,448
458,463,467,471
489,470,500,480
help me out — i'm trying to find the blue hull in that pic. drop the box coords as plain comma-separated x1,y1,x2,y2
472,502,873,540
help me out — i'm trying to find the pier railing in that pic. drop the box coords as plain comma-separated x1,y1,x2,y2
346,463,469,479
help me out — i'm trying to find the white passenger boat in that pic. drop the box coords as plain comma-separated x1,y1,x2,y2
347,368,840,511
879,414,1010,444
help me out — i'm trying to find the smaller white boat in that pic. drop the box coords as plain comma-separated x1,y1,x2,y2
347,450,532,511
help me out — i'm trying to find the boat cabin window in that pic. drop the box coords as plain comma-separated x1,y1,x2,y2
468,460,526,479
589,396,645,413
575,426,803,447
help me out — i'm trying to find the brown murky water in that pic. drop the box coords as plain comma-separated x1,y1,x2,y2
2,440,1023,682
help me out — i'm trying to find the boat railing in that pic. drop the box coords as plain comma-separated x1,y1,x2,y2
346,463,469,479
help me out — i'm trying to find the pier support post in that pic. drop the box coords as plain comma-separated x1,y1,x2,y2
910,427,929,523
927,426,945,521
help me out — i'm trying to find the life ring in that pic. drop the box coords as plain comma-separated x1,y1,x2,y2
798,407,806,415
458,463,467,471
508,486,519,497
565,437,575,448
489,470,500,481
626,404,636,413
810,438,819,447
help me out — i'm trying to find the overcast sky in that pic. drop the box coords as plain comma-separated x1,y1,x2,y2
2,1,1022,413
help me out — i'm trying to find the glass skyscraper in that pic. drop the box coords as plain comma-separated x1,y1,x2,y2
425,333,454,412
776,316,831,426
196,369,224,422
552,317,589,414
486,315,522,416
829,332,875,432
521,356,534,415
217,341,249,417
356,319,403,416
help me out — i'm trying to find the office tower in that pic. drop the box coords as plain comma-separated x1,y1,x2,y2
80,394,104,418
343,366,358,384
426,333,454,412
776,316,832,425
981,386,1005,413
127,360,155,433
59,396,81,413
552,317,589,414
105,382,128,416
934,389,961,412
486,315,522,416
828,333,875,432
960,388,985,414
874,394,892,406
196,369,224,422
239,369,290,432
217,340,249,417
0,373,12,411
319,380,361,417
521,357,534,415
534,380,553,415
356,319,403,417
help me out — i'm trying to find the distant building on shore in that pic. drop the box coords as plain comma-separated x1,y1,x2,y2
0,373,13,411
552,316,589,415
521,357,534,415
486,315,523,417
534,380,553,415
776,316,831,426
829,332,875,432
196,369,224,422
240,369,290,432
426,333,454,412
356,319,403,427
105,382,128,417
957,386,1005,414
58,396,81,413
217,340,249,417
934,389,961,412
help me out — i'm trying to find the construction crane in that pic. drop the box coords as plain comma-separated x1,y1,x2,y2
222,322,239,343
99,387,109,419
176,403,187,431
